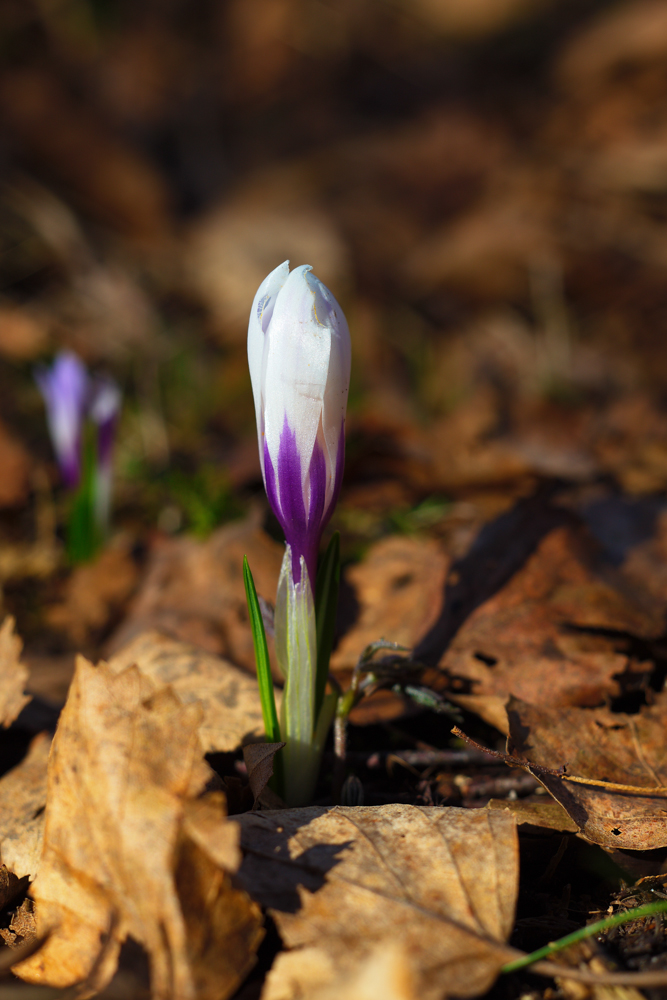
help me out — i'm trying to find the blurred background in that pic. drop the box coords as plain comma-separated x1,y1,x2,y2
2,0,667,684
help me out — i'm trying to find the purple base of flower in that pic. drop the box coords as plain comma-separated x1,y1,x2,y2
61,449,82,491
264,416,344,587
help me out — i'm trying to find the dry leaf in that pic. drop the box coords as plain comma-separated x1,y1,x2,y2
242,743,285,805
185,166,347,340
0,897,37,949
45,544,139,648
0,68,172,242
14,656,263,998
0,618,30,728
425,387,534,492
397,0,549,39
265,941,417,1000
237,804,518,1000
555,0,667,94
506,695,667,849
0,426,31,510
331,536,448,672
0,732,50,879
0,307,48,360
329,535,450,724
108,631,278,752
487,797,579,833
437,523,659,732
0,867,30,910
109,513,283,674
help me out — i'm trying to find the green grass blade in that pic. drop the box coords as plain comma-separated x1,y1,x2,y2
502,899,667,974
315,531,340,721
243,556,281,744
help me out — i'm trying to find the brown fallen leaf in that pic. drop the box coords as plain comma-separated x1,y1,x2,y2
487,797,579,833
185,166,348,341
242,743,285,806
0,424,31,509
331,535,449,725
236,804,518,1000
107,631,279,752
506,695,667,849
0,307,49,360
332,536,449,677
0,897,36,949
108,512,283,675
0,68,172,242
45,543,139,650
0,732,49,880
555,0,667,95
264,941,417,1000
14,656,263,998
436,522,659,732
0,867,33,950
0,618,30,729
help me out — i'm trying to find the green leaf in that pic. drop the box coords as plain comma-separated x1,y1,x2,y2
243,556,281,746
314,531,340,721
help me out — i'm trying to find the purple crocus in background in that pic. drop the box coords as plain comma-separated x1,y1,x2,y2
248,261,351,590
36,351,121,560
35,351,89,489
248,261,351,805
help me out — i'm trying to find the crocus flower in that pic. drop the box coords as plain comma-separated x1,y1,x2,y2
248,261,351,806
35,351,89,489
89,375,121,535
248,261,351,590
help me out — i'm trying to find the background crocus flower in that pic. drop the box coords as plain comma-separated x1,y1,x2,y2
248,260,351,590
89,375,121,536
35,351,89,489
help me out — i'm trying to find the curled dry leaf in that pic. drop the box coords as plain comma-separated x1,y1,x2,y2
437,523,659,732
0,617,30,728
0,731,50,880
108,631,279,752
236,804,518,1000
14,656,263,999
242,743,285,806
506,695,667,850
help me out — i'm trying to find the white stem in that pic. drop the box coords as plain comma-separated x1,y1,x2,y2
94,463,112,537
275,546,319,806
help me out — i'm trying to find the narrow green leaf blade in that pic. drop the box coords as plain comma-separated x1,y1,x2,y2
243,556,281,744
314,531,340,720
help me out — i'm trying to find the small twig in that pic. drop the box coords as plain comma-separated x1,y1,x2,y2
502,899,667,974
451,726,566,777
327,748,499,769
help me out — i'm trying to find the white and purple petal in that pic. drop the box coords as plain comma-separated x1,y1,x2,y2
35,351,89,489
248,262,350,586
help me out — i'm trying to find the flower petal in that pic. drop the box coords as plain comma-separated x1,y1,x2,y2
248,260,290,466
263,265,332,496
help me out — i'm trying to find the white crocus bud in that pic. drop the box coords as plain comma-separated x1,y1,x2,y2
248,261,351,591
248,261,351,806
